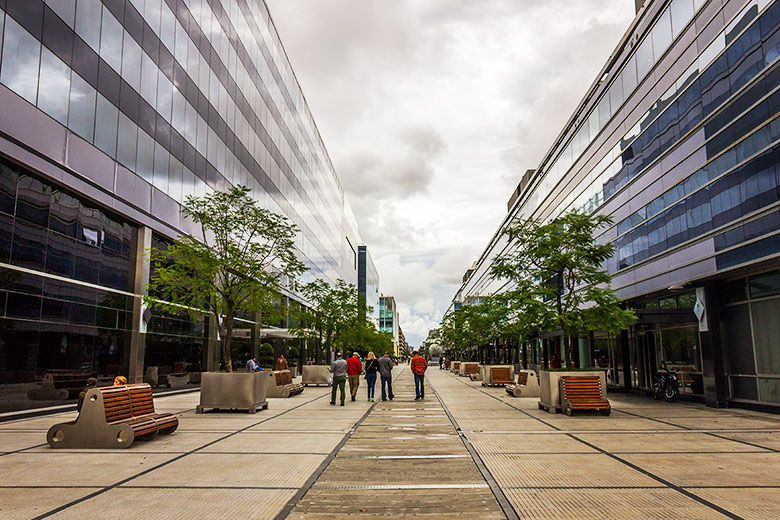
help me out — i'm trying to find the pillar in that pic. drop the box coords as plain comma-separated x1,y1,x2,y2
128,226,152,383
619,328,631,390
700,281,729,408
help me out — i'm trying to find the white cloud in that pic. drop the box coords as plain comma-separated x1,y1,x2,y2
268,0,636,345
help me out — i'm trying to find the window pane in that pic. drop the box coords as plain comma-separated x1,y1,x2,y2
136,129,155,183
46,0,76,28
94,94,118,157
671,0,695,39
37,47,71,125
117,112,138,170
74,0,102,52
652,9,673,61
621,56,638,100
753,299,780,375
152,142,169,192
636,36,654,80
99,6,123,72
68,73,96,142
0,17,41,104
749,271,780,299
121,31,142,91
140,52,158,107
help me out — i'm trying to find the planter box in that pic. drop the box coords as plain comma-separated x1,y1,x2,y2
480,365,513,386
302,365,330,386
538,370,606,414
451,361,461,373
168,373,189,389
196,372,269,414
459,362,479,377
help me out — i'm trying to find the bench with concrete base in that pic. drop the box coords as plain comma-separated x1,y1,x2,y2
451,361,461,373
559,375,611,416
267,370,304,398
481,365,514,387
459,362,479,378
505,370,540,397
46,383,178,449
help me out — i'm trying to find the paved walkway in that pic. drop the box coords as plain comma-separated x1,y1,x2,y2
3,366,780,519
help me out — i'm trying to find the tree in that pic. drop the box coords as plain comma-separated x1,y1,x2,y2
146,185,306,372
490,210,635,367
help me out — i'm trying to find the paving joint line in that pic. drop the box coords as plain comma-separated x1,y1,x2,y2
31,390,330,520
569,434,744,519
430,375,518,520
444,372,744,519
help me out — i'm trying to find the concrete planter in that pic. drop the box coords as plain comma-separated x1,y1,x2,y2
538,370,606,414
459,362,479,377
480,365,513,386
196,372,269,414
302,365,330,386
168,373,189,389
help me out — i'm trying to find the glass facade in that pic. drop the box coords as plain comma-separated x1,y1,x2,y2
0,0,364,412
358,245,380,325
455,0,780,410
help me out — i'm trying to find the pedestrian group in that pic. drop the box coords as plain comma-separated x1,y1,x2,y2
329,350,428,405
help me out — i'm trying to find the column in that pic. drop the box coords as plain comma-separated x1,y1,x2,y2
128,226,152,383
700,281,729,408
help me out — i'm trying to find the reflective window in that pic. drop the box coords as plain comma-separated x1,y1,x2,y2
37,47,71,125
136,129,155,183
121,31,142,91
67,72,96,142
652,8,673,61
635,36,654,80
671,0,695,39
74,0,101,52
117,112,138,171
140,52,158,106
46,0,76,28
153,142,169,192
94,94,119,158
0,16,41,104
99,6,122,72
749,271,780,298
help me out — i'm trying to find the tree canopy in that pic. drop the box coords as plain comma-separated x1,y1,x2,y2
145,185,306,371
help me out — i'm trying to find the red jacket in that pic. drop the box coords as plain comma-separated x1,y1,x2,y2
346,356,362,375
411,355,427,375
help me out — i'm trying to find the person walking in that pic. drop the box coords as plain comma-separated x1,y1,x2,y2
411,350,428,400
364,351,379,402
275,354,289,371
330,352,348,406
378,351,395,401
346,352,362,402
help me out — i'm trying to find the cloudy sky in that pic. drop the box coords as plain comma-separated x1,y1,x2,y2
266,0,636,346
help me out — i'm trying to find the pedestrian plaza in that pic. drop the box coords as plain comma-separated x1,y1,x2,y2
3,366,780,519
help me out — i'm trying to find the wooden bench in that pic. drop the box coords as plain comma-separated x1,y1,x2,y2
451,361,460,373
460,362,479,377
488,366,514,386
267,370,304,398
28,371,94,400
46,383,178,448
559,376,611,416
506,370,540,397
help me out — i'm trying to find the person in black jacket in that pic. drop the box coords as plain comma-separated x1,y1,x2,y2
364,351,379,402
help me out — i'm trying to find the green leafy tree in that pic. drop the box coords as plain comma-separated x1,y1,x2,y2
258,343,275,369
490,210,635,367
146,185,306,372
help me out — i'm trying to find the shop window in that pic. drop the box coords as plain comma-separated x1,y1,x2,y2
758,378,780,403
724,303,756,375
752,298,780,375
749,271,780,298
731,376,759,400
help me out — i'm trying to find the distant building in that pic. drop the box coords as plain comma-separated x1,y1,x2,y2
379,296,399,355
358,245,379,325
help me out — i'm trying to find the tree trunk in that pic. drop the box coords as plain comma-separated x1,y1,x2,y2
222,312,234,372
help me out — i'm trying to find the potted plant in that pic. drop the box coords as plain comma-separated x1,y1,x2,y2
287,346,300,377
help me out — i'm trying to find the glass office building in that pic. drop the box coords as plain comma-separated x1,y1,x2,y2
379,296,399,355
358,245,380,325
0,0,363,412
454,0,780,410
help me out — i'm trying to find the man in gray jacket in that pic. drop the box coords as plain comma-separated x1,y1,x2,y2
330,352,348,406
378,352,395,401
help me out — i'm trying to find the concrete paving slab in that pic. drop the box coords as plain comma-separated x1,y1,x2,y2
688,487,780,519
456,418,557,432
248,418,355,432
47,487,296,520
575,431,771,453
467,432,598,454
129,452,326,488
717,430,780,450
26,431,226,453
0,486,102,520
481,453,662,488
202,432,345,454
0,432,48,452
504,488,728,519
621,452,780,487
659,416,780,430
316,456,485,487
0,452,176,486
541,417,683,431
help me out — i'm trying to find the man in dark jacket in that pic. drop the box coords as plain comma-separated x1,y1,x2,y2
378,352,395,401
330,352,348,406
410,351,428,400
346,352,362,402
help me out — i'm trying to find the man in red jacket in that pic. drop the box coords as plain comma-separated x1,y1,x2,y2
346,352,362,402
411,351,428,400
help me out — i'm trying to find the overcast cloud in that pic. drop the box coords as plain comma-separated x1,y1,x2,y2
267,0,636,346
